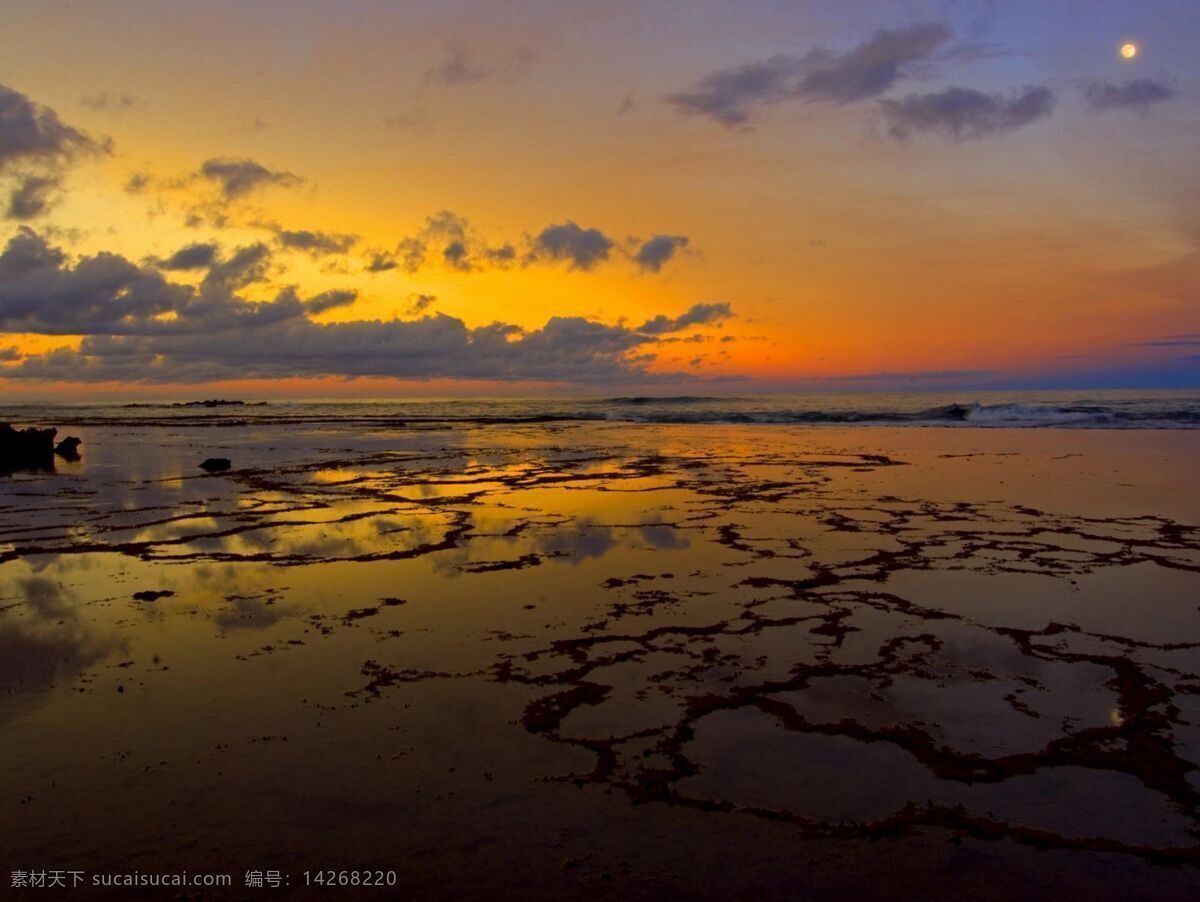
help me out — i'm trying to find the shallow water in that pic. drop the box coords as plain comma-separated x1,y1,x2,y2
2,422,1198,898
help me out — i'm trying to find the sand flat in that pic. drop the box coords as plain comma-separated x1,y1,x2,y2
1,423,1198,898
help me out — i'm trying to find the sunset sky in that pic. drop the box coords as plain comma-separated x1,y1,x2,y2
0,0,1197,398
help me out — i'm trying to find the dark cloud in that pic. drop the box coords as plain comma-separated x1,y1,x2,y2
443,239,469,270
407,293,436,314
79,91,139,112
124,171,150,193
1083,79,1177,114
0,229,365,339
0,83,108,219
198,157,302,200
302,288,358,314
0,84,103,167
881,85,1054,140
364,248,398,272
527,221,614,271
271,226,359,257
396,237,425,273
156,241,219,271
634,234,689,273
201,242,272,294
666,23,953,127
0,226,189,334
387,213,689,276
0,227,728,386
618,95,636,115
6,313,676,384
6,174,60,220
636,302,732,335
798,22,954,104
667,55,806,127
394,210,516,274
424,42,491,87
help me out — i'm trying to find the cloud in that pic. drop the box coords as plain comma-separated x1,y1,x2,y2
302,288,358,314
270,226,359,257
0,227,727,385
881,85,1054,140
424,42,492,87
395,237,425,273
636,302,732,335
393,210,515,274
0,84,104,167
666,23,953,127
407,293,436,314
6,174,60,219
634,234,689,273
667,55,807,127
363,248,398,272
1124,334,1200,348
0,228,366,339
527,221,614,270
0,226,189,334
0,83,108,219
618,95,636,116
6,313,681,384
155,241,219,271
124,171,150,193
201,242,272,294
79,91,140,113
390,212,689,275
1083,79,1177,114
797,22,954,104
198,157,302,200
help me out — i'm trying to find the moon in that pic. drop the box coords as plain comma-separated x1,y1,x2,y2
1120,42,1138,59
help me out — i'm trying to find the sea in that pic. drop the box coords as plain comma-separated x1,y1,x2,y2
2,389,1200,429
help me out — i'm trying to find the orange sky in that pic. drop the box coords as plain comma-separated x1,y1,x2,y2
0,0,1197,397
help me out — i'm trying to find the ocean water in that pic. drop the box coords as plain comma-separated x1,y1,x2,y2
2,389,1200,429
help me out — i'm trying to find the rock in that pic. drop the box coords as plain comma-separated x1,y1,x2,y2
199,457,232,472
176,399,267,408
133,590,175,602
54,436,82,460
0,423,56,471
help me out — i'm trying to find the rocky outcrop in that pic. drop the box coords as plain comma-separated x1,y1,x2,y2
0,424,57,471
54,436,83,460
0,424,84,472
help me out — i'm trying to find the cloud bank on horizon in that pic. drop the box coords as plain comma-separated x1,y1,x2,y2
0,226,733,384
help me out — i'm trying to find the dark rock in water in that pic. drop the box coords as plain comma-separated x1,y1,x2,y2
54,436,82,460
0,423,56,472
132,590,175,602
199,457,232,472
178,399,256,408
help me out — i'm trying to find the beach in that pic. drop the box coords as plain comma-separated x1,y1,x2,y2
2,411,1199,898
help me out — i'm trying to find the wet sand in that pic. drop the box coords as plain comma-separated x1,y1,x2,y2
2,422,1199,899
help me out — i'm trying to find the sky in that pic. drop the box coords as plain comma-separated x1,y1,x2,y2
0,0,1197,399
